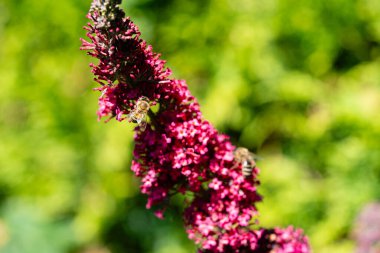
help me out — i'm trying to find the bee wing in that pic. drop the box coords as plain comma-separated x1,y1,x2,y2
250,152,262,161
127,111,135,122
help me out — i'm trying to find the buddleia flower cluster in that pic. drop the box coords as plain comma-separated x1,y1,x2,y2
80,1,311,252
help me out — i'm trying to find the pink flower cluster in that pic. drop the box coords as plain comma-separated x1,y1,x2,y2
353,203,380,253
81,1,311,252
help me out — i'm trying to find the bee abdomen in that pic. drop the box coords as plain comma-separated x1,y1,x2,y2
242,161,254,177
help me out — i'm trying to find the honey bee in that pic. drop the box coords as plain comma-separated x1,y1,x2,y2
233,147,258,178
128,96,150,131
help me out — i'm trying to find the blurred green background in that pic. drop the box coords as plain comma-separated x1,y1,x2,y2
1,0,380,252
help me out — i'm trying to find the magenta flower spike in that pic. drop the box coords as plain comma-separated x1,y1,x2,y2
81,0,311,252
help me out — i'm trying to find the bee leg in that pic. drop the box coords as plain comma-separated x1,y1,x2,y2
139,121,147,131
230,162,239,170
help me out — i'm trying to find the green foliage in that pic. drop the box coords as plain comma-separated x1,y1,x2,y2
0,0,379,252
